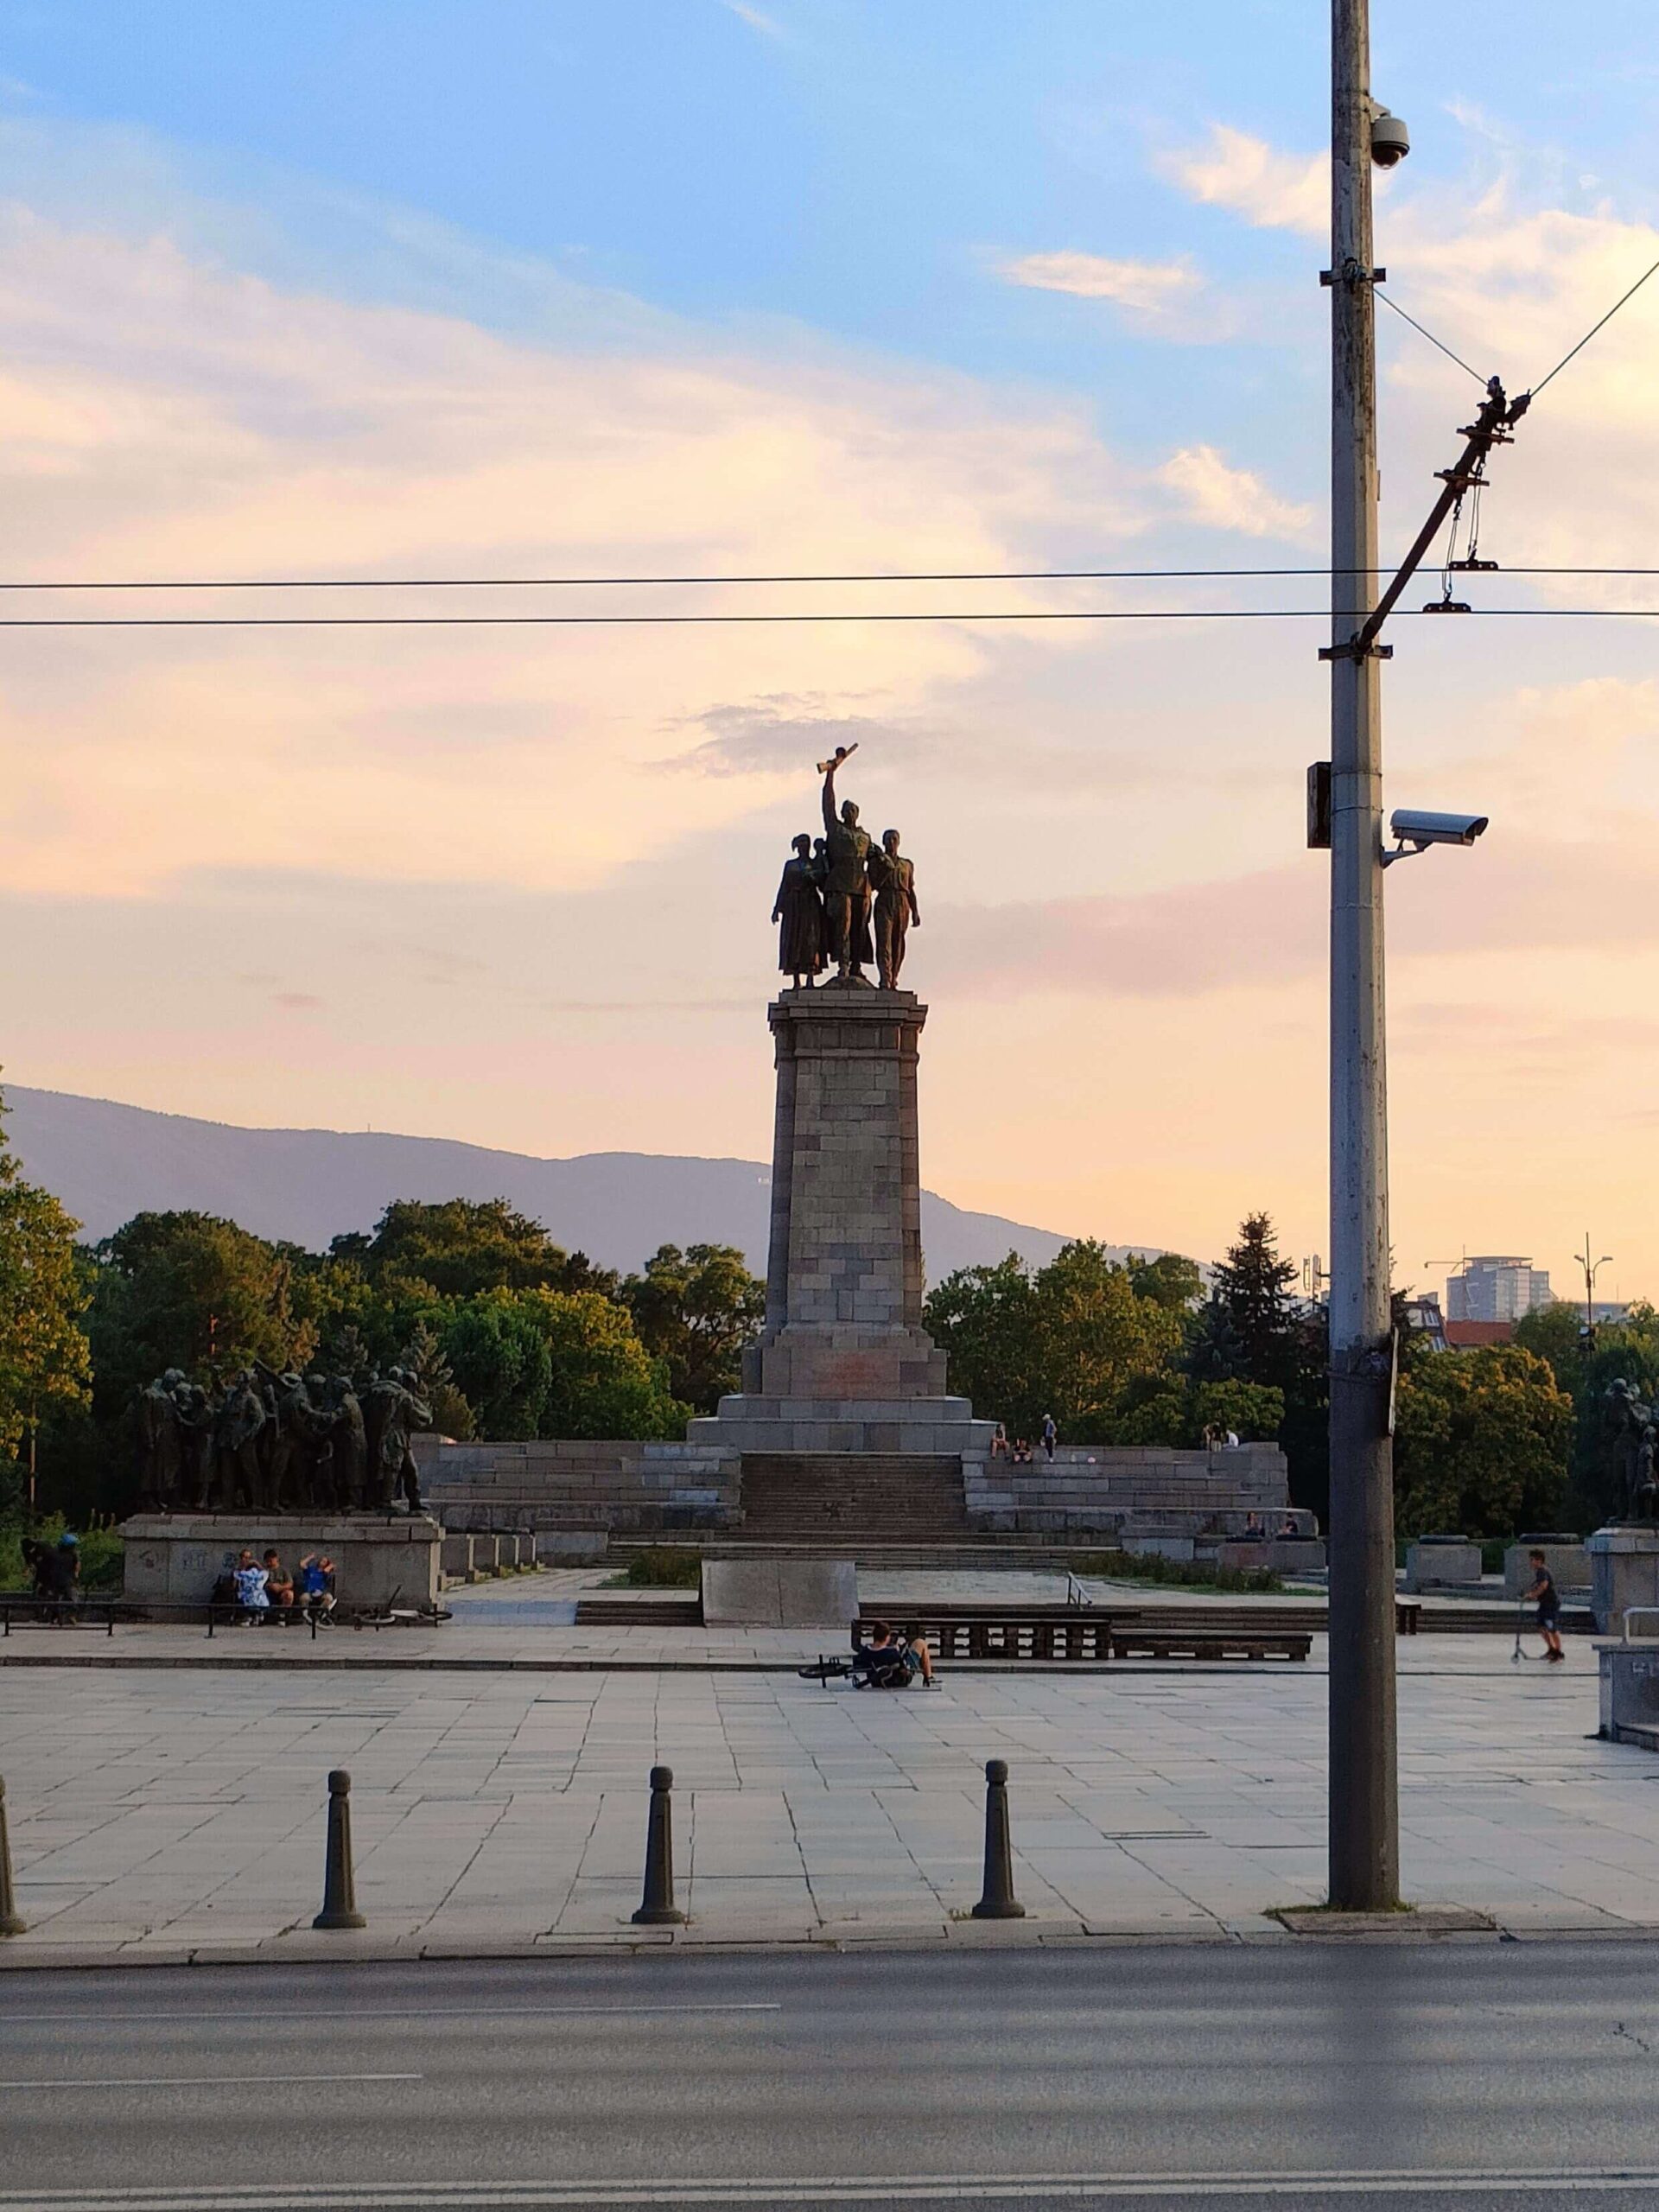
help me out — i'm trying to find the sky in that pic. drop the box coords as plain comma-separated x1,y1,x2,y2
1,0,1657,1306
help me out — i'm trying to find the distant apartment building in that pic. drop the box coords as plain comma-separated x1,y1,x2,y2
1445,1255,1553,1324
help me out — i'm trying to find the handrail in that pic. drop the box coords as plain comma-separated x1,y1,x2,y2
1621,1607,1659,1643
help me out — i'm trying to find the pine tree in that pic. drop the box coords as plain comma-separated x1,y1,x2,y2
1192,1213,1301,1389
398,1317,474,1440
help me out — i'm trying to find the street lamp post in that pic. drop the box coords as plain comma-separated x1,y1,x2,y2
1580,1236,1613,1343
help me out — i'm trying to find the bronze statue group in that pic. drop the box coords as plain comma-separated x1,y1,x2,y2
1607,1376,1659,1522
772,749,921,989
137,1358,432,1516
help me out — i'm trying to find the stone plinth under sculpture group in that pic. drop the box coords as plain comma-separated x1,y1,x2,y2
686,982,996,1459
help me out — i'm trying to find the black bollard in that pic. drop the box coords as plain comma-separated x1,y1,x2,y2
632,1764,685,1925
313,1769,366,1930
971,1757,1025,1920
0,1776,25,1936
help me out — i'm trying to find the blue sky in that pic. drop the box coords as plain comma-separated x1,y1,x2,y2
7,3,1655,401
2,0,1658,1295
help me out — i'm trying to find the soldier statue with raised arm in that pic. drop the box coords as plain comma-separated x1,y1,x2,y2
819,745,874,986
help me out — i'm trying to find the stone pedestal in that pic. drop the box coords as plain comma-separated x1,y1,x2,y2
1404,1536,1483,1593
121,1512,442,1612
1587,1524,1659,1634
691,985,995,1459
1597,1635,1659,1743
1503,1537,1589,1599
701,1557,857,1628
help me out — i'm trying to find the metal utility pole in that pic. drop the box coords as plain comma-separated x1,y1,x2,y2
1325,0,1398,1910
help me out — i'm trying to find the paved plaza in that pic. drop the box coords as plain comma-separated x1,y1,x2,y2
3,1632,1656,1964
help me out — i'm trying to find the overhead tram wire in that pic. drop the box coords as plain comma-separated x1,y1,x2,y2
0,563,1656,592
1533,250,1659,396
1373,288,1490,386
6,266,1653,617
3,606,1658,629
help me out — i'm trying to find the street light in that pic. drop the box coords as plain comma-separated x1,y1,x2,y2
1580,1236,1613,1346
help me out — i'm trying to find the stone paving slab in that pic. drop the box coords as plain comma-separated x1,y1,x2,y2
0,1638,1650,1964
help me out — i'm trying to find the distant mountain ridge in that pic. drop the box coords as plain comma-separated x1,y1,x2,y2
1,1085,1137,1282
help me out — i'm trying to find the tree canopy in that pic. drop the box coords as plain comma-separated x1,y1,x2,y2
622,1243,766,1413
1393,1343,1572,1538
332,1198,617,1301
0,1085,91,1465
440,1286,687,1441
924,1240,1185,1443
87,1211,314,1418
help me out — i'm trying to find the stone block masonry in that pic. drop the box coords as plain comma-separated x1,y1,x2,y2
122,1512,443,1611
414,982,1294,1548
744,985,943,1403
701,985,994,1457
413,1436,741,1535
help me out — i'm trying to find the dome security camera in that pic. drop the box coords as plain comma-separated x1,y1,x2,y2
1370,107,1410,167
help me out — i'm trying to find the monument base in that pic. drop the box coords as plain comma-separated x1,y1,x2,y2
120,1511,443,1612
1597,1632,1659,1743
1404,1536,1483,1593
701,1557,857,1627
1587,1524,1659,1635
689,1393,996,1458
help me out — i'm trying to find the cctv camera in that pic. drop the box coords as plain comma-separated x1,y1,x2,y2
1370,108,1410,167
1389,809,1488,849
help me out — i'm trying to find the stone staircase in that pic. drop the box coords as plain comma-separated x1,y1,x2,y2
732,1453,970,1544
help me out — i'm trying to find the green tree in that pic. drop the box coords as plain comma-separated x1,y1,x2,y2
923,1253,1042,1433
1393,1344,1572,1539
925,1240,1182,1443
1514,1299,1590,1391
440,1292,553,1439
1192,1213,1300,1386
1116,1376,1287,1447
397,1316,474,1440
1125,1251,1205,1313
529,1289,689,1440
86,1211,314,1417
1189,1212,1328,1522
622,1243,765,1412
337,1198,617,1301
0,1087,92,1465
439,1287,685,1441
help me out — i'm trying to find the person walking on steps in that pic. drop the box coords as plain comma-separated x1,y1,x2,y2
1524,1549,1565,1662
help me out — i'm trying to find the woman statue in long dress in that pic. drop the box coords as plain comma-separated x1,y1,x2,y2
772,831,825,988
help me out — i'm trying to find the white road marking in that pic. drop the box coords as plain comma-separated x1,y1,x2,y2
0,2072,423,2091
4,2171,1659,2207
0,2003,781,2026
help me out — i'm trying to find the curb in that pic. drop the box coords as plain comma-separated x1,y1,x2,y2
2,1917,1652,1974
0,1652,1322,1676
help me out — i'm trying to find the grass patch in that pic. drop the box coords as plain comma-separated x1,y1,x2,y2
1070,1548,1282,1594
608,1547,704,1590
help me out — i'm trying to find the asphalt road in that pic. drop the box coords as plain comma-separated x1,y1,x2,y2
3,1941,1659,2209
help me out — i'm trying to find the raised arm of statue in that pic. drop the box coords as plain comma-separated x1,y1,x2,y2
821,765,838,838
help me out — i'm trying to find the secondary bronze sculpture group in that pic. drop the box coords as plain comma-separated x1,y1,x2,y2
1606,1376,1659,1522
771,745,920,989
136,1360,431,1516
